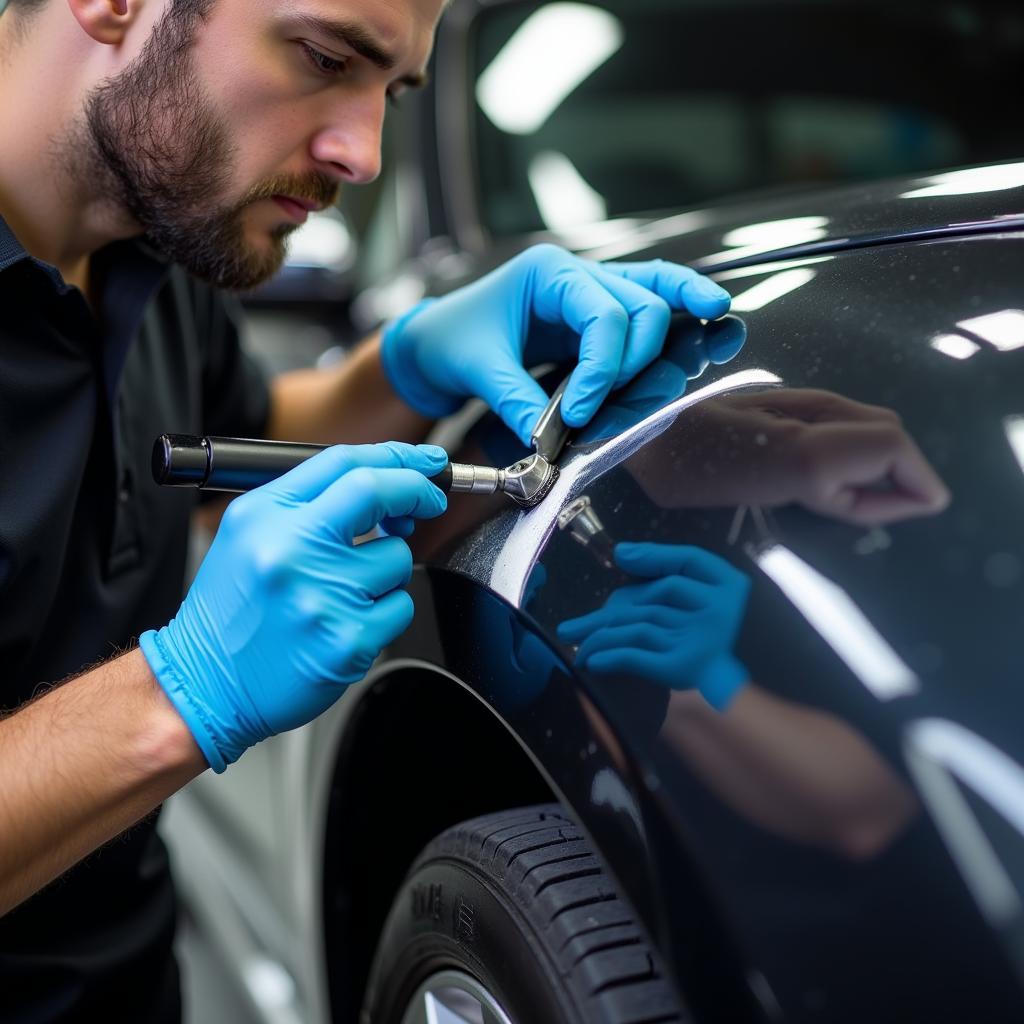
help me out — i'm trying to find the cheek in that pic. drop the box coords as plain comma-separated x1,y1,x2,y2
191,33,317,177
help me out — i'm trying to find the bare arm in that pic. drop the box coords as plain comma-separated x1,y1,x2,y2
266,331,433,446
0,648,205,916
664,686,918,860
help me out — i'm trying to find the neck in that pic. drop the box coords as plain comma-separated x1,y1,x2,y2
0,11,141,290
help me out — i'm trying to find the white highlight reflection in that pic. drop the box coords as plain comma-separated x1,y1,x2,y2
490,369,783,605
1004,417,1024,476
583,210,714,263
713,255,834,282
930,334,981,360
476,3,623,135
703,216,830,265
730,269,817,312
906,719,1024,927
901,162,1024,199
754,544,919,700
528,151,607,230
958,310,1024,352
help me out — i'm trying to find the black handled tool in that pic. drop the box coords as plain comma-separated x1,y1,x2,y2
151,434,559,508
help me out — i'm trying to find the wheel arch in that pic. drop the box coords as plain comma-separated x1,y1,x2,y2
320,663,556,1023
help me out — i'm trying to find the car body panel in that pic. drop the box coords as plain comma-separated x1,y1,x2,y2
397,229,1024,1020
578,161,1024,269
163,174,1024,1024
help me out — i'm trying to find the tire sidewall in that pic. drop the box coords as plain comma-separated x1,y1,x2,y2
363,857,580,1023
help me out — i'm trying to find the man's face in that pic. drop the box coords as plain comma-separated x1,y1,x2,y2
84,0,442,289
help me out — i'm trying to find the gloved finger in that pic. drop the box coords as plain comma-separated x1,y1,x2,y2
471,347,554,447
557,608,611,643
581,647,672,682
615,542,747,588
344,535,414,597
532,260,631,428
381,516,416,538
587,265,673,387
315,467,447,544
263,442,448,504
608,575,714,611
575,623,677,664
363,588,416,649
558,603,684,643
595,259,732,321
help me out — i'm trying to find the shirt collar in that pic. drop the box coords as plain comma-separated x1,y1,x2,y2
0,213,175,403
0,214,29,275
0,212,172,290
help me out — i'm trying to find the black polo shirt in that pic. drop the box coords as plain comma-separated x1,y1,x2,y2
0,216,270,1021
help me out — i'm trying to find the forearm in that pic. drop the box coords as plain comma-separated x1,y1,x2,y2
266,331,433,446
664,686,916,858
0,648,205,916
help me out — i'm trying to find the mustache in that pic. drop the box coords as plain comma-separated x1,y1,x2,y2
240,171,340,210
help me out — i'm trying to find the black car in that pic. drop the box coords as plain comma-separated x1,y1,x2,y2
166,159,1024,1024
163,2,1024,1022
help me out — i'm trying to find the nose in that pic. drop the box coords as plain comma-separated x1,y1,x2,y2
310,89,386,185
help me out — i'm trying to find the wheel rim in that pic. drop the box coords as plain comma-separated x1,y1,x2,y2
399,969,515,1024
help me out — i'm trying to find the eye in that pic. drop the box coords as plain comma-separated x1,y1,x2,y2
300,42,350,77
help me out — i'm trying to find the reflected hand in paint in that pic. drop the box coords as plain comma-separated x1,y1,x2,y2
573,314,748,444
630,387,951,526
557,542,751,711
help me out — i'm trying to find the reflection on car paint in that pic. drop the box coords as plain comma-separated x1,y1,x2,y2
556,541,752,711
905,717,1024,975
557,496,615,570
572,314,749,446
404,232,1024,1022
486,370,785,606
752,542,919,701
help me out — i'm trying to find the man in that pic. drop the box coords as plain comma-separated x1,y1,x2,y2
0,0,732,1018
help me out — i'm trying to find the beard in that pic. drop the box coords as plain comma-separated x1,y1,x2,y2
80,5,338,290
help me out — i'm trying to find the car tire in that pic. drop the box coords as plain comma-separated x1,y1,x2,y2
360,804,686,1024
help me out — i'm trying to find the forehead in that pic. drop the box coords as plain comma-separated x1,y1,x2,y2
284,0,447,42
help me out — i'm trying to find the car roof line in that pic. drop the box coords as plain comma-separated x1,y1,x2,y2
696,216,1024,274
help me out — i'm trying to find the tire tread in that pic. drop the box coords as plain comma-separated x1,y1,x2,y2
420,804,688,1024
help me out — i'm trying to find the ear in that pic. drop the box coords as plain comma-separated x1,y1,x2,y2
66,0,140,46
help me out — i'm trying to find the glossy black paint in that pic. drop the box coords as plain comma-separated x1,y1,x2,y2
385,566,761,1022
584,165,1024,271
386,217,1024,1022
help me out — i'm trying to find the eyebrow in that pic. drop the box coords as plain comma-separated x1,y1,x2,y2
293,15,430,89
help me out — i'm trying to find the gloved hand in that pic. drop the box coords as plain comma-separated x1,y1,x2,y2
381,244,732,446
574,314,748,444
140,442,448,772
557,542,751,711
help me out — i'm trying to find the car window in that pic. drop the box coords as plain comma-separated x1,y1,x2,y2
470,0,1024,236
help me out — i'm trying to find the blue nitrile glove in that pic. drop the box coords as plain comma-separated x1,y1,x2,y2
380,244,732,446
557,542,751,711
574,314,748,444
139,442,448,772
